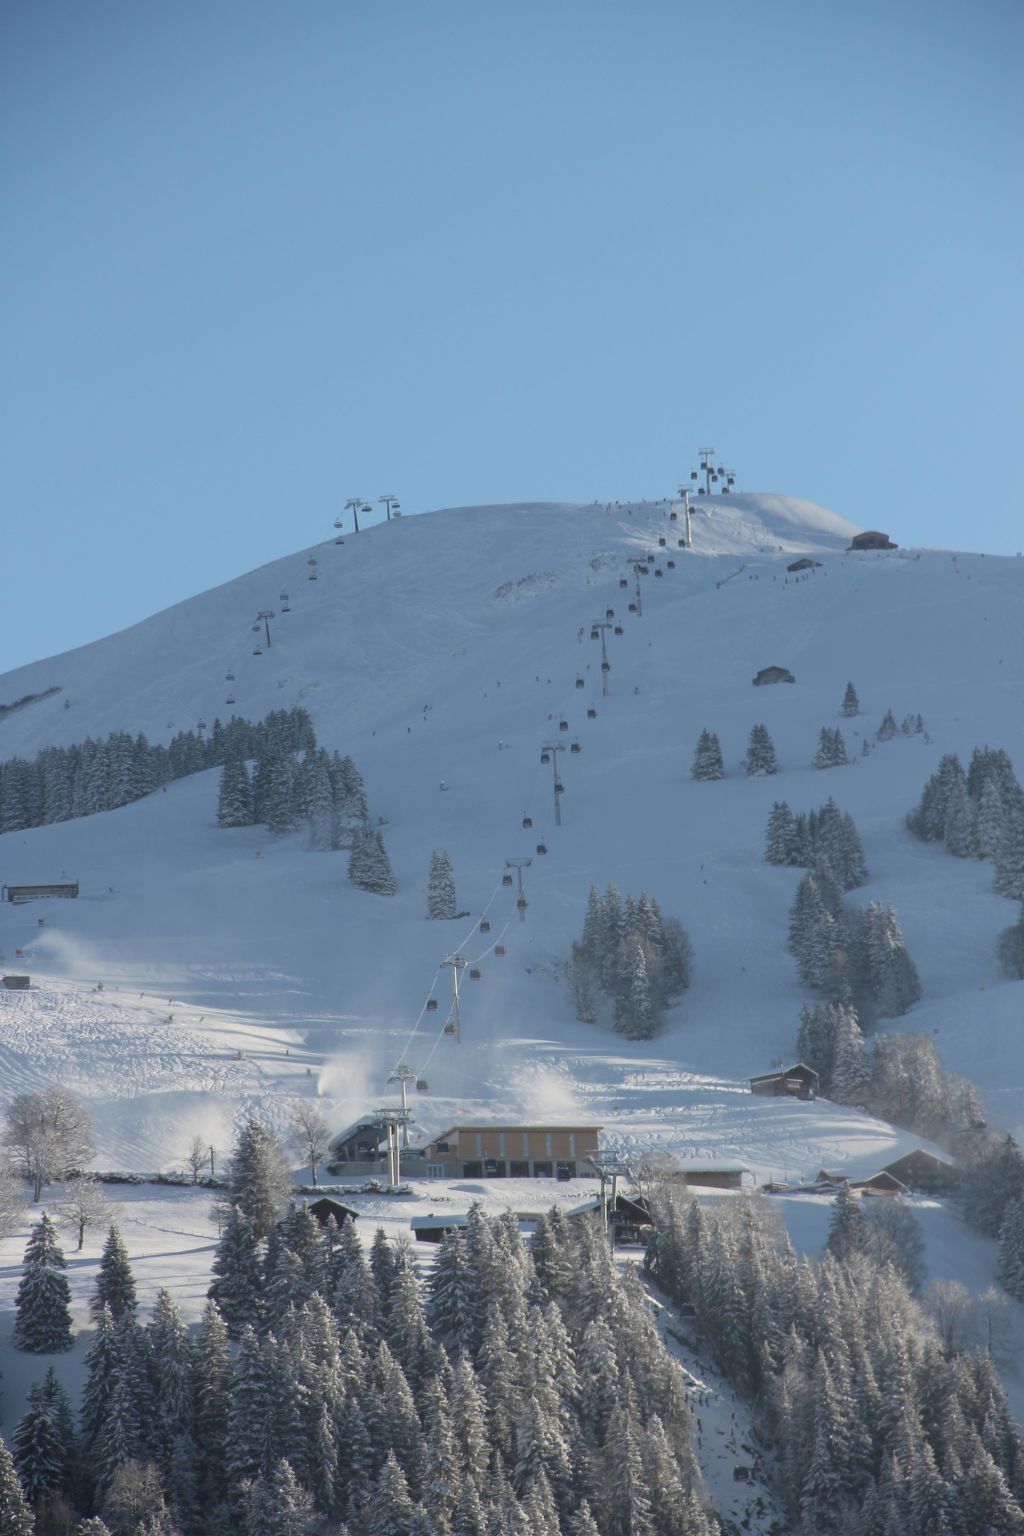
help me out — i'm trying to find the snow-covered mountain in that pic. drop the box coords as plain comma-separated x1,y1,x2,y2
1,491,1022,1188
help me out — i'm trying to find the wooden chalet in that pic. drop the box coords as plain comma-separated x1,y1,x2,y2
848,530,897,552
787,558,821,573
2,975,30,990
750,1063,819,1100
850,1171,906,1196
752,666,795,686
881,1149,958,1194
306,1196,360,1227
666,1160,751,1191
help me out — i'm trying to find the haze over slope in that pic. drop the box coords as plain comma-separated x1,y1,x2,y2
1,493,1022,1176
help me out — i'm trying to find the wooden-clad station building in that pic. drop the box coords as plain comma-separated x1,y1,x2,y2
410,1123,603,1181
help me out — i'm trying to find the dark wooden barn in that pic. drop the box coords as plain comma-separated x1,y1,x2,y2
2,975,30,990
750,1063,819,1100
306,1196,360,1227
752,666,795,686
787,558,821,572
848,531,897,551
881,1149,958,1194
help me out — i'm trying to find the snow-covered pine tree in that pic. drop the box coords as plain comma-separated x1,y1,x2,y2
12,1370,73,1511
226,1119,294,1240
745,724,778,777
824,1183,867,1264
349,827,397,896
977,776,1007,861
0,1436,34,1536
426,852,456,920
862,902,922,1019
14,1213,74,1353
998,1197,1024,1300
813,727,848,769
840,682,860,717
876,709,898,742
307,753,338,852
994,803,1024,901
568,943,598,1023
614,941,655,1040
944,774,978,858
91,1225,137,1324
263,751,298,837
997,905,1024,979
690,730,724,781
764,801,795,865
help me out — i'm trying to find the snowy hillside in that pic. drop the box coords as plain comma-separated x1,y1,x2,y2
1,491,1023,1189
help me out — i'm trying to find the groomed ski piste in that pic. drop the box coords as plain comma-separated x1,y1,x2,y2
1,492,1023,1491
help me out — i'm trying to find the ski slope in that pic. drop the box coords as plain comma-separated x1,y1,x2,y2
1,493,1023,1190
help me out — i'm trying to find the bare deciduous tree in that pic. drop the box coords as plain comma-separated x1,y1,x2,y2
0,1154,25,1239
185,1134,211,1184
3,1088,94,1200
290,1100,331,1187
58,1174,111,1250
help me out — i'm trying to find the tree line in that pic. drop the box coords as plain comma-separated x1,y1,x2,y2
0,707,320,834
568,886,693,1040
0,1115,718,1536
644,1186,1024,1536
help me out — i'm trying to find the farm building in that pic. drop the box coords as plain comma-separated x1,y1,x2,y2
881,1148,959,1194
750,1063,819,1100
787,558,821,573
2,975,30,991
752,666,795,686
666,1161,751,1191
306,1196,360,1226
848,530,897,552
850,1171,906,1196
409,1123,602,1180
2,882,79,904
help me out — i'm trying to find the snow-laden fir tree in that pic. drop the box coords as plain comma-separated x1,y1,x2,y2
744,723,777,777
995,803,1024,901
764,801,795,865
216,760,254,827
851,901,922,1020
0,1436,34,1536
306,754,337,852
14,1212,74,1353
824,1183,867,1265
13,1367,75,1512
91,1225,137,1324
943,773,978,858
876,709,898,742
840,682,860,717
813,726,848,769
690,730,724,781
426,851,456,920
997,1197,1024,1301
614,941,655,1040
997,904,1024,979
225,1118,294,1240
349,827,397,896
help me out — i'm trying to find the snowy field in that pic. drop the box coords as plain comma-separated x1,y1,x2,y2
1,491,1024,1406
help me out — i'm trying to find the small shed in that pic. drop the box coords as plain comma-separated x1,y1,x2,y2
2,975,30,990
787,558,821,573
848,531,897,552
881,1149,958,1194
750,1063,819,1100
306,1196,359,1227
753,666,795,686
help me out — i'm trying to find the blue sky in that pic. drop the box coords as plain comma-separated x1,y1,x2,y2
2,1,1022,671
